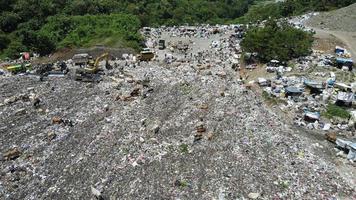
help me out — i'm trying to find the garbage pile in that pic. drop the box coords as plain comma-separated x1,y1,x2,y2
257,45,355,162
0,25,355,199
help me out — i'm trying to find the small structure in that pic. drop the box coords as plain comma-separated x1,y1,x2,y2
285,87,303,97
304,111,320,122
257,78,268,86
158,40,166,50
334,82,352,91
336,92,354,107
335,46,346,54
304,80,324,94
336,138,356,161
335,57,353,71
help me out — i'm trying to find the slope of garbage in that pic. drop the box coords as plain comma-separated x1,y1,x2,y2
0,25,355,199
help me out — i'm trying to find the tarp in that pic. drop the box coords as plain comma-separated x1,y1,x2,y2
336,57,353,64
336,138,356,161
304,111,320,121
335,46,345,54
337,92,354,103
334,83,352,91
304,80,324,89
285,86,303,94
348,143,356,161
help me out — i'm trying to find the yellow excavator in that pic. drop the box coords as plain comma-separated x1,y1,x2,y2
75,52,111,82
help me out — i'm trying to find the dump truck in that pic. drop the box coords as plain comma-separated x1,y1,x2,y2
158,40,166,50
138,48,154,61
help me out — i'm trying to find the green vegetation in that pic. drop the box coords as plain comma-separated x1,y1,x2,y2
1,0,355,58
323,104,351,119
177,179,189,188
261,91,287,105
179,144,189,154
40,14,142,50
0,0,256,58
241,20,313,62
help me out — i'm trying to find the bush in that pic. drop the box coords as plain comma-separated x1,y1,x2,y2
3,40,27,59
323,104,351,119
241,20,313,62
0,33,10,51
39,14,142,50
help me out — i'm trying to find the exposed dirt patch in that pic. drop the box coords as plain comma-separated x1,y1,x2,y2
33,46,136,64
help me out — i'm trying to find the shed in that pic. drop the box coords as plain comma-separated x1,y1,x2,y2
336,92,354,107
285,87,303,97
335,46,345,54
336,57,353,71
304,111,320,122
304,80,324,94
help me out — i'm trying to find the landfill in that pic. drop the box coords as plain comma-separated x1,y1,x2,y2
0,24,355,199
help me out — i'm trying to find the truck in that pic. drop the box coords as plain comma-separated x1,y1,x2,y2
138,48,154,61
158,40,166,50
72,53,90,66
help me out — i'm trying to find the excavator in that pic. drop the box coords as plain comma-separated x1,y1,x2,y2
74,52,111,82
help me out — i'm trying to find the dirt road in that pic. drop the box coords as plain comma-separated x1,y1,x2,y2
311,27,356,60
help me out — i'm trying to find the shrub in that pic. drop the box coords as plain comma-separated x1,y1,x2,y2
323,104,351,119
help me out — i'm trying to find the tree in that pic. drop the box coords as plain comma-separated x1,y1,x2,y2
0,32,10,51
241,20,313,62
0,12,21,33
3,40,27,59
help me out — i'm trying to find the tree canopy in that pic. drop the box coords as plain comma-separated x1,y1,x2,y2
0,0,355,58
241,20,314,62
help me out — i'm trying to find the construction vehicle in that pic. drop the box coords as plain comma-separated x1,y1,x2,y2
72,53,90,66
5,63,31,74
74,53,110,82
158,40,166,50
137,48,154,61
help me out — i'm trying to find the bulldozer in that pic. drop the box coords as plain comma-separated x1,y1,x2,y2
74,52,111,82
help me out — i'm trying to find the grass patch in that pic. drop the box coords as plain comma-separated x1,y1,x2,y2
262,91,286,105
322,104,351,119
179,144,189,154
179,83,193,95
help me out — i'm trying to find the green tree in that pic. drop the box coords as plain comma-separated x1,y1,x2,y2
0,12,21,32
241,20,313,62
0,32,10,51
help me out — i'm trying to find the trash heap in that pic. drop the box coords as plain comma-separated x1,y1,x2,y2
0,25,355,199
257,45,355,162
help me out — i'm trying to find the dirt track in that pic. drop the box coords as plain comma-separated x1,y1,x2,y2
305,3,356,60
311,27,356,60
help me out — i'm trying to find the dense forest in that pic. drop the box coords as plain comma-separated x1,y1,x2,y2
0,0,355,59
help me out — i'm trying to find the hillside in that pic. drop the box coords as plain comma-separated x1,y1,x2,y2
307,3,356,32
306,3,356,59
2,0,356,59
0,0,256,59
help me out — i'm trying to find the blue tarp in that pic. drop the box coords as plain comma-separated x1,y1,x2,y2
285,87,303,94
335,48,345,54
336,57,353,64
